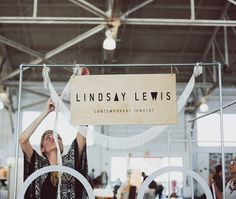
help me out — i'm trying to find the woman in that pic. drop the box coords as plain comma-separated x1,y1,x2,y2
212,157,236,199
19,98,88,199
225,157,236,198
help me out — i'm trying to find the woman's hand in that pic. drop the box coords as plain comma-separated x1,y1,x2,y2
44,98,55,114
81,67,89,75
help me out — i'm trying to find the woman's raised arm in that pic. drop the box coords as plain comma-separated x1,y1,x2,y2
19,98,55,162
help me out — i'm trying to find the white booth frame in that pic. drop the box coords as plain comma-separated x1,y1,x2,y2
14,62,225,199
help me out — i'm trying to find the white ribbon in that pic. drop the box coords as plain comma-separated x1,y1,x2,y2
42,65,62,199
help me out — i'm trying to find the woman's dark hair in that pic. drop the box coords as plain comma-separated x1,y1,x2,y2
215,164,222,174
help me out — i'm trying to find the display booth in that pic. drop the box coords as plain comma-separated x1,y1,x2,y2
13,62,226,199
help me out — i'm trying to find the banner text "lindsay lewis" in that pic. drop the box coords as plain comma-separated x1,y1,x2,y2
75,91,171,102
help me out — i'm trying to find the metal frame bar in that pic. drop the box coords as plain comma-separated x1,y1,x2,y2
19,63,218,68
170,139,236,143
14,62,226,199
13,64,23,199
218,63,226,199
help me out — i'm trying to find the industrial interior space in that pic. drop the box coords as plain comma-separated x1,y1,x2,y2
0,0,236,199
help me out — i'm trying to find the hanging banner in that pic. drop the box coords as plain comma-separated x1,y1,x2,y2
71,74,177,125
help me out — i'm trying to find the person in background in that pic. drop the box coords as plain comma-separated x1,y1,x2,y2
113,178,122,199
212,157,236,199
225,157,236,199
89,168,95,188
212,164,223,197
101,170,108,188
142,172,163,199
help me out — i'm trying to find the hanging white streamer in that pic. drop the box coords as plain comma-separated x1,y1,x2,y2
53,103,62,199
42,64,202,150
42,65,62,199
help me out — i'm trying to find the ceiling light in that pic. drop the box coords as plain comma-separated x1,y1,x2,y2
199,97,209,112
199,102,209,112
199,103,209,112
103,30,116,50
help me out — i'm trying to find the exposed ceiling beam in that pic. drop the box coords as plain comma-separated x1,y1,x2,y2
0,35,42,58
226,0,236,5
123,18,236,27
0,56,5,72
224,26,229,66
176,0,204,63
200,2,229,84
213,39,225,62
201,27,220,60
20,99,47,110
190,0,195,20
0,43,12,80
0,3,229,11
32,24,105,63
225,14,236,36
22,88,50,98
68,0,107,18
0,17,105,24
0,35,59,66
33,0,38,17
201,2,230,60
1,17,236,27
122,0,154,18
2,24,105,81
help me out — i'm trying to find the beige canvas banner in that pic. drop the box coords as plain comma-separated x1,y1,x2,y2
71,74,177,125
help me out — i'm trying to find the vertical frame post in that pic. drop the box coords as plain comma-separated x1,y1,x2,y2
218,62,225,199
13,64,24,199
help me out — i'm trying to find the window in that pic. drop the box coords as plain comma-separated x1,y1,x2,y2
197,113,236,147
